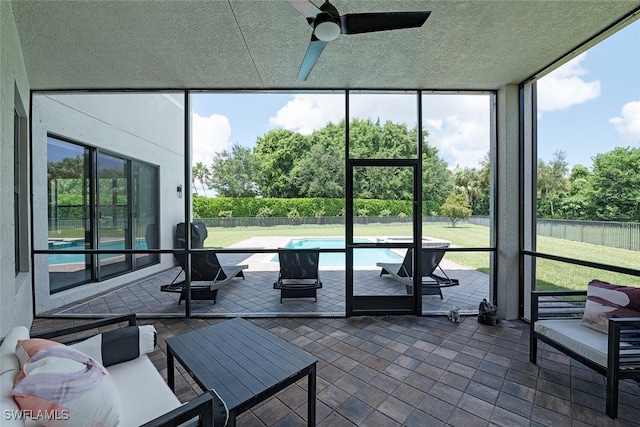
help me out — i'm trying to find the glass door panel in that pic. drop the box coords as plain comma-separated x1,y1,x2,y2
97,153,131,278
349,164,418,315
134,162,159,268
47,137,92,292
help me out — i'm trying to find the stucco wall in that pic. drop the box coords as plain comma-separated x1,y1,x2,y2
31,93,187,314
495,84,521,320
0,1,33,337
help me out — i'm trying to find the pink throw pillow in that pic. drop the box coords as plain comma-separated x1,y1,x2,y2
579,279,640,334
12,338,121,427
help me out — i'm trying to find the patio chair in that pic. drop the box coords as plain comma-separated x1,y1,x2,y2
377,247,459,298
161,251,248,304
273,248,323,302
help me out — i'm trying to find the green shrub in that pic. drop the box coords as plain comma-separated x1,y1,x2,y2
441,193,472,227
256,207,274,217
193,196,421,219
287,208,300,218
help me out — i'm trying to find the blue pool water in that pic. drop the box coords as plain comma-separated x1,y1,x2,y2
48,240,147,265
273,238,403,267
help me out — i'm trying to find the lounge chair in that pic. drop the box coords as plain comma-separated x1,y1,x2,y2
273,248,322,302
377,247,459,298
161,251,247,304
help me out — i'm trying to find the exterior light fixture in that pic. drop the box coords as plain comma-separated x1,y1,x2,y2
177,184,183,198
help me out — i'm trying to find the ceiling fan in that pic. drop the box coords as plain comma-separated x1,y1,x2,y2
288,0,431,81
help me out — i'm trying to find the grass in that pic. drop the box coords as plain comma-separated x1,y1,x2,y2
206,221,640,290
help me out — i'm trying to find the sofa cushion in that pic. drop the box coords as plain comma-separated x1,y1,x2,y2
12,339,121,427
1,327,30,427
70,325,156,367
107,354,181,426
1,326,29,375
580,280,640,334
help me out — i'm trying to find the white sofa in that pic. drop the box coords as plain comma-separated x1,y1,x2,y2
1,314,227,427
530,289,640,419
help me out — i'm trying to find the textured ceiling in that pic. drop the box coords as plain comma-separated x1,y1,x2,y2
10,0,640,91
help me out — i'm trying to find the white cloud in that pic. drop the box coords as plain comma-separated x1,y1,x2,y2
191,113,231,165
349,94,419,127
610,101,640,141
271,93,490,169
537,53,601,112
269,95,344,134
423,95,490,169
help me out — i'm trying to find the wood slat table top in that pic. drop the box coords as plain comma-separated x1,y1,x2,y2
166,318,317,410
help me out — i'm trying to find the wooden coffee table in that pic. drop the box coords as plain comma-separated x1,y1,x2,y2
166,318,317,427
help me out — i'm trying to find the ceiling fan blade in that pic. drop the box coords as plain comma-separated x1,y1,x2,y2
288,0,322,24
297,36,328,81
340,11,431,35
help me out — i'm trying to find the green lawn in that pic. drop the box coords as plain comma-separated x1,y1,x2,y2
207,221,640,290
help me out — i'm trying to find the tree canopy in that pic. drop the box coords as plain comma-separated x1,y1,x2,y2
537,146,640,222
203,118,453,210
197,118,640,223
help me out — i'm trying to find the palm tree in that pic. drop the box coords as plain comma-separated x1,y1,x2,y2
192,162,210,196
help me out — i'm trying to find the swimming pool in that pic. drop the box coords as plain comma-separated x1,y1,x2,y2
273,238,403,267
48,240,148,265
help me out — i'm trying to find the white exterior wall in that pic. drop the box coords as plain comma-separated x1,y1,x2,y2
32,93,186,314
0,1,33,337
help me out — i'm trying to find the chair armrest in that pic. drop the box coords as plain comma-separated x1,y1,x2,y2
608,317,640,367
31,314,137,342
140,390,227,427
531,290,587,322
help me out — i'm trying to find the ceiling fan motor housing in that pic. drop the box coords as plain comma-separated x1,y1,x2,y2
314,12,341,41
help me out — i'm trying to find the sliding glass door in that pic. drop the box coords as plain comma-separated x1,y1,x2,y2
97,152,131,278
47,136,159,292
47,137,93,292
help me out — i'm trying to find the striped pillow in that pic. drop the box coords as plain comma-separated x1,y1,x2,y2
579,280,640,334
70,325,156,367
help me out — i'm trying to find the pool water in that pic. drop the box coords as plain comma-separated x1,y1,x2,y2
48,240,148,265
273,238,403,267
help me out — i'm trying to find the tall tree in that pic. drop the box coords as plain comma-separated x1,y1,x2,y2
589,146,640,221
558,164,592,220
537,150,568,218
422,141,453,213
191,162,210,196
207,144,259,197
453,166,481,209
293,143,344,198
253,129,310,198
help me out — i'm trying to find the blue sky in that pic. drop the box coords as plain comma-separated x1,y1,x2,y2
191,20,639,172
537,20,640,168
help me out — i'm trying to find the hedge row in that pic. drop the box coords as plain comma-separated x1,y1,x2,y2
193,196,441,218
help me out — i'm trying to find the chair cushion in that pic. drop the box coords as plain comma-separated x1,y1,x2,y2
535,319,608,367
580,280,640,333
12,338,121,427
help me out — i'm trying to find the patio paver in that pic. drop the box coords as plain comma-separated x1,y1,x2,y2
29,315,640,426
